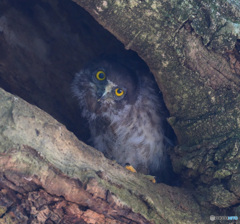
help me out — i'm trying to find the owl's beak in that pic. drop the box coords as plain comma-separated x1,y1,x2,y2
98,80,116,102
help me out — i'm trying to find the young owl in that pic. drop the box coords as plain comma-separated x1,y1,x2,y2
72,56,173,182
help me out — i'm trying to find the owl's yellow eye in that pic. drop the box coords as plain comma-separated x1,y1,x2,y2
115,88,124,97
96,71,106,81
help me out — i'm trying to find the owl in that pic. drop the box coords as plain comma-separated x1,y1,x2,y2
72,55,173,182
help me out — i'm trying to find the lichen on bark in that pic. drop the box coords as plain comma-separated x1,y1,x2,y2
0,87,209,223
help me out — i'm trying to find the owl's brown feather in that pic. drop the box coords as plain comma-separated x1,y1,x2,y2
72,56,175,183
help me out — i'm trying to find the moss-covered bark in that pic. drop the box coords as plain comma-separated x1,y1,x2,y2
0,87,209,223
75,0,240,211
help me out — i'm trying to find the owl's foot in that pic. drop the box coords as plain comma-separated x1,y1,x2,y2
125,163,156,183
125,164,137,173
145,175,156,183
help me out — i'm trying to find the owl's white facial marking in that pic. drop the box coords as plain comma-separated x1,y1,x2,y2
105,80,116,94
98,80,117,101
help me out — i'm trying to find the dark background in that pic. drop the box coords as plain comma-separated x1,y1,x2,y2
0,0,144,142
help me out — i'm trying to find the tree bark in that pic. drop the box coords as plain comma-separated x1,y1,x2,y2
0,88,208,223
0,0,240,223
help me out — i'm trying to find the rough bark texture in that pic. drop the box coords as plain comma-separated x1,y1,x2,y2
0,0,240,223
0,88,208,223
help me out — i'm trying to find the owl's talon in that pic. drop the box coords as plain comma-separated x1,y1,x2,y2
125,164,156,183
145,175,156,183
125,164,137,173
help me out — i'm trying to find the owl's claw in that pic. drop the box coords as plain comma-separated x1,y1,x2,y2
145,175,156,183
125,164,137,173
125,164,156,183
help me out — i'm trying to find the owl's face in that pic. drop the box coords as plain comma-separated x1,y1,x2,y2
73,58,139,117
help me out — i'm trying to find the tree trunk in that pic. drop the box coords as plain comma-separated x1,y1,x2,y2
0,0,240,223
74,0,240,209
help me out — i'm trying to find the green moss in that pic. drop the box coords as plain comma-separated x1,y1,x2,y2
209,184,238,208
214,169,232,179
0,206,7,217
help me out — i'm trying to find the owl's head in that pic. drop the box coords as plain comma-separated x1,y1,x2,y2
72,57,140,118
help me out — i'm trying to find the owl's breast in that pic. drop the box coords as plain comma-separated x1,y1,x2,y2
90,103,166,175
